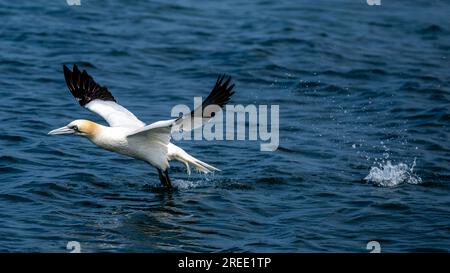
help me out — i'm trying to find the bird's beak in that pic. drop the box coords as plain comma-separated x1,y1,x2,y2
48,126,75,135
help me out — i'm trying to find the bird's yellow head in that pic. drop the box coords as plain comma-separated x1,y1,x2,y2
48,119,100,137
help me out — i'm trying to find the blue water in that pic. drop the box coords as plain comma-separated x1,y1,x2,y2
0,0,449,252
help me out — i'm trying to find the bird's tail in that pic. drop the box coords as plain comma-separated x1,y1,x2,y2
167,143,220,175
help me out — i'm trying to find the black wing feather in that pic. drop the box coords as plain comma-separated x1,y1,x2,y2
63,64,116,106
190,74,235,118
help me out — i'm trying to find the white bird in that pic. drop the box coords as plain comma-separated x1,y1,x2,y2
48,64,235,189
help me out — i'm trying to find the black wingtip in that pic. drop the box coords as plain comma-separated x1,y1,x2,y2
63,65,70,81
192,74,235,118
62,64,116,106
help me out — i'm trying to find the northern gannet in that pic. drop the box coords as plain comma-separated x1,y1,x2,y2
48,64,235,189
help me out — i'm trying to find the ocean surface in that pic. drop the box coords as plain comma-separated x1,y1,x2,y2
0,0,449,252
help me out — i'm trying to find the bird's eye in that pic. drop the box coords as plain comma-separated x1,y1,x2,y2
71,125,79,131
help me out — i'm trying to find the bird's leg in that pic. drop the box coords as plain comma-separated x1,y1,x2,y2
164,169,172,188
157,168,172,189
157,168,167,187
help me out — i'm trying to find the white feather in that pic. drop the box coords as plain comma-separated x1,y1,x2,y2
85,100,145,128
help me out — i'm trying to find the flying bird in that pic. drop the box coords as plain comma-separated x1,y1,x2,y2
48,64,235,189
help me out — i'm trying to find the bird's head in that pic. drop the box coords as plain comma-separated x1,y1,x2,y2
48,119,99,137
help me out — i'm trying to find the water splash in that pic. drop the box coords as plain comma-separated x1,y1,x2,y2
171,179,206,190
364,158,422,187
171,174,216,190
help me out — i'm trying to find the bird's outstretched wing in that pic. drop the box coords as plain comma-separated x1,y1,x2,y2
127,74,235,138
127,119,174,144
63,64,145,128
173,74,235,132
